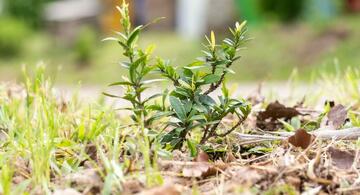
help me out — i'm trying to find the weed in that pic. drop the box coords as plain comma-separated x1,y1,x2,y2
105,2,251,152
157,22,251,149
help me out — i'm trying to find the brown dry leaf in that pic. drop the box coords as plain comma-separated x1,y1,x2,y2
53,188,82,195
182,163,211,178
257,101,300,131
288,129,315,149
182,151,228,178
85,143,97,161
195,150,210,162
138,185,181,195
327,147,355,169
258,101,300,120
327,104,347,129
182,151,210,177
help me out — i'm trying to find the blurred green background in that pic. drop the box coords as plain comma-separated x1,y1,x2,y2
0,0,359,85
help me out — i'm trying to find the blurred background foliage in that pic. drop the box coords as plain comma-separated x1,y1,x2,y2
2,0,54,28
0,0,359,84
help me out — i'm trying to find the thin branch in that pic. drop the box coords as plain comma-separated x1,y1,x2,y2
204,61,233,95
216,116,245,137
200,125,210,144
235,127,360,145
200,122,221,144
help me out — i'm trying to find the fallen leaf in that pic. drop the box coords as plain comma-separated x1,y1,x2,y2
182,151,228,178
182,163,211,178
257,101,300,131
195,150,210,162
258,101,300,121
138,185,182,195
327,104,347,129
327,147,355,169
288,129,315,149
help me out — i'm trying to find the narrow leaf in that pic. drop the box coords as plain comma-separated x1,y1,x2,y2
169,96,187,120
108,81,133,86
127,26,142,46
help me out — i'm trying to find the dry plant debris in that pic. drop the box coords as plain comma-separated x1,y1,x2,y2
2,42,360,194
327,104,348,129
2,80,360,194
256,101,301,131
288,129,315,149
327,146,356,170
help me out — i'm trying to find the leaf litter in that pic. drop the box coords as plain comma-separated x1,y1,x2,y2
326,104,348,129
256,101,301,131
3,83,360,194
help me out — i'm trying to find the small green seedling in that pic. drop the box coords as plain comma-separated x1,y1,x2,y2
105,1,251,151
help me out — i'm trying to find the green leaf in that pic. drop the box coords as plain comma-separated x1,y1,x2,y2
143,93,163,103
183,100,193,114
147,111,174,124
221,81,229,98
114,31,127,40
102,92,122,98
184,61,206,70
199,95,216,106
171,88,190,98
187,139,198,157
224,68,235,74
202,74,221,84
146,104,162,111
278,119,295,132
184,65,206,70
129,55,146,82
127,25,142,46
188,115,206,122
178,80,192,89
119,61,130,68
290,117,301,130
161,128,184,143
169,96,187,120
210,31,216,50
118,41,127,49
156,148,172,158
108,81,133,86
188,120,220,130
102,37,119,42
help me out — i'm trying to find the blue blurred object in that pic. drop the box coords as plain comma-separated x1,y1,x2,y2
134,0,146,26
305,0,339,20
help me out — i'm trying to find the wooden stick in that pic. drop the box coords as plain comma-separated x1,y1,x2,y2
236,127,360,143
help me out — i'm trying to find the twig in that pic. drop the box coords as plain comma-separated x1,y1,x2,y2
236,127,360,144
216,117,245,137
235,133,287,142
204,62,232,95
